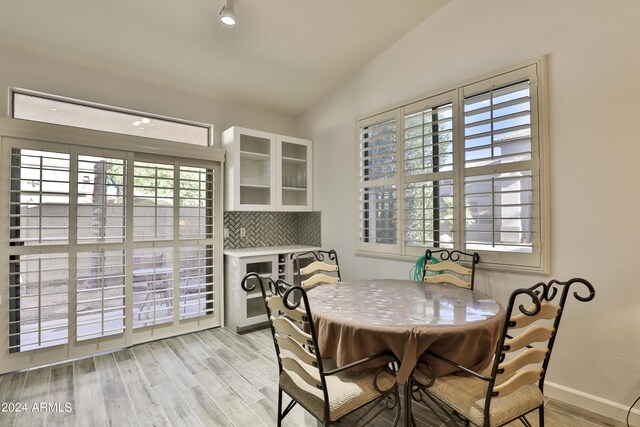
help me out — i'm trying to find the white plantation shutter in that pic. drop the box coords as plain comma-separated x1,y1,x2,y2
359,185,397,245
178,165,215,320
403,102,454,176
359,118,397,182
404,180,454,250
133,161,174,241
10,149,70,245
462,64,542,268
77,155,126,244
1,119,224,375
132,248,174,327
357,111,400,253
9,147,71,352
178,246,215,319
7,144,220,354
179,166,212,240
9,254,69,351
403,92,456,254
463,81,532,168
464,171,533,253
76,250,126,340
356,60,547,271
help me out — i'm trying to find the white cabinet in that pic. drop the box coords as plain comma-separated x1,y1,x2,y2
223,126,312,211
223,245,319,333
224,253,290,333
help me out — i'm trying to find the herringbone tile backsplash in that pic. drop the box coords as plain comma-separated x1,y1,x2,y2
224,211,321,249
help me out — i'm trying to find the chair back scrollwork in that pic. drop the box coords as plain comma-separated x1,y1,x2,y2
291,249,341,289
412,277,595,427
241,272,402,426
423,249,480,290
483,278,595,418
240,273,330,400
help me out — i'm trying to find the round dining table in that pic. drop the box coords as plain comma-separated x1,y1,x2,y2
306,278,504,424
306,278,504,382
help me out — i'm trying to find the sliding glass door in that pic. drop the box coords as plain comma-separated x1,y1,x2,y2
1,123,222,374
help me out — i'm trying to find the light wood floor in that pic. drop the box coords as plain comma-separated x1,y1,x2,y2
0,327,623,427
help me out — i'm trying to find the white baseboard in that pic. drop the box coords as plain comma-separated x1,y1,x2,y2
545,381,639,426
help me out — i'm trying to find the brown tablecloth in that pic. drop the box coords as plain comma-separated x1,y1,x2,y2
306,279,505,384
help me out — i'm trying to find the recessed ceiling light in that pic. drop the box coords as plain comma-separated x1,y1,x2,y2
142,118,151,124
132,120,141,127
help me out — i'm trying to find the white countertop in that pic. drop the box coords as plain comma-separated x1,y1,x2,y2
223,245,321,258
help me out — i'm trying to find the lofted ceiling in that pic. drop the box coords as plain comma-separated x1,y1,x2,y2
0,0,449,116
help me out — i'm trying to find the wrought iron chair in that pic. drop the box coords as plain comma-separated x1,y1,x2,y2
241,273,400,426
291,249,341,288
422,249,480,290
411,278,595,427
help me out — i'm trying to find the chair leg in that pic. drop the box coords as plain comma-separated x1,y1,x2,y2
390,387,402,427
277,388,283,427
519,416,534,427
539,405,545,427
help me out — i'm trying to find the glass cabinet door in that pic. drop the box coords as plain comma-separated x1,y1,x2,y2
277,135,312,211
223,127,277,211
242,257,274,323
223,127,311,211
239,133,273,208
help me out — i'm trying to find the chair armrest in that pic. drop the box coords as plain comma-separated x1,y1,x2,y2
425,350,492,381
324,352,397,376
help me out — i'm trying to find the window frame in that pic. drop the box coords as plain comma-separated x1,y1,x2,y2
9,88,213,147
355,58,550,274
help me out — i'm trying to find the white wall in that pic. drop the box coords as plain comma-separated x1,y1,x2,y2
0,47,298,146
299,0,640,421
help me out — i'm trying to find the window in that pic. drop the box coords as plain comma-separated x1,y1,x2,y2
11,90,212,146
357,60,548,272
